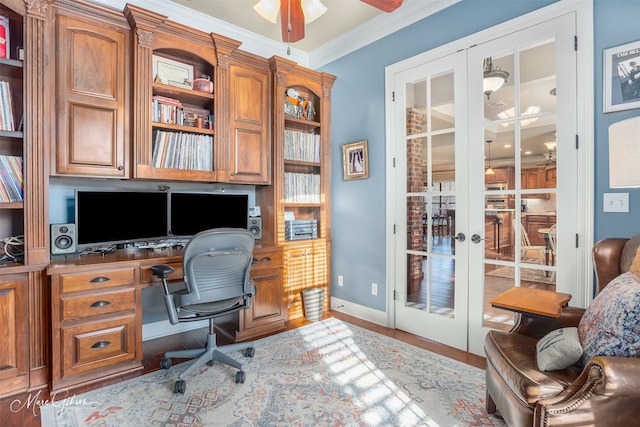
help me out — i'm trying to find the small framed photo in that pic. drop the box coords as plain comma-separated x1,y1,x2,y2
342,140,369,180
603,40,640,113
152,54,194,89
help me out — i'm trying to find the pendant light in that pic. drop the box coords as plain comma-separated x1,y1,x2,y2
485,140,495,175
483,58,509,100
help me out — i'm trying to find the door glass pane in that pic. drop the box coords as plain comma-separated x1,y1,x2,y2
481,39,558,331
405,70,456,318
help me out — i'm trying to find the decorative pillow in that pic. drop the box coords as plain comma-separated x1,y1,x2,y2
629,247,640,279
578,271,640,365
536,327,583,371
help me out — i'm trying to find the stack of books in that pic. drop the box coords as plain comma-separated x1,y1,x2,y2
0,155,23,202
284,130,320,163
151,129,213,171
0,81,15,131
152,95,183,125
284,172,320,203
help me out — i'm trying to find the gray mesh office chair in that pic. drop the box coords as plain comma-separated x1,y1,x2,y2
150,228,256,394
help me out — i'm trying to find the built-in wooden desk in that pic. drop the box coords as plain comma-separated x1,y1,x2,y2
47,244,283,391
490,287,571,318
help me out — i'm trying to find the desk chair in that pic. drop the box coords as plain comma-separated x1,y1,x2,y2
151,228,256,394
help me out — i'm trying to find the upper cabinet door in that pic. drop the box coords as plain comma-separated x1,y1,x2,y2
228,60,271,184
55,14,130,178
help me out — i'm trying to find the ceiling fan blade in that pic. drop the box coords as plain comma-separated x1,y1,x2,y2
280,0,305,43
360,0,403,13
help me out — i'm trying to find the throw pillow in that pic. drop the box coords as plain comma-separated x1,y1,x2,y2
578,271,640,365
630,247,640,279
536,327,582,371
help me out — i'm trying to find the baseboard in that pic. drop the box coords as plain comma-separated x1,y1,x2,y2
330,296,388,327
142,319,208,341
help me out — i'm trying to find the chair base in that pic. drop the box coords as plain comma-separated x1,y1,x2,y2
163,330,254,385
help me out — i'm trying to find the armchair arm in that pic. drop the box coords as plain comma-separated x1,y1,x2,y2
511,306,585,339
150,264,179,325
534,356,640,426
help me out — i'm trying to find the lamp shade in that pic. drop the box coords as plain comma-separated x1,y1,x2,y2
254,0,280,24
302,0,327,23
609,116,640,188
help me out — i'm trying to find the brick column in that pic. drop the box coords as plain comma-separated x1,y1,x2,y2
406,108,425,297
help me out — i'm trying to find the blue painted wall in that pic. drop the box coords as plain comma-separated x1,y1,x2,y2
321,0,640,312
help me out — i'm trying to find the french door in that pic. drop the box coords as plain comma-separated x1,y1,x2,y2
391,13,578,354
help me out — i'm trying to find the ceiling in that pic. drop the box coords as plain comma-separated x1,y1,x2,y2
168,0,383,52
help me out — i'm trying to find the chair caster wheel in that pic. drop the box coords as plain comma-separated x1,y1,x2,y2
173,379,186,394
235,371,245,384
206,360,215,367
244,347,255,358
160,357,172,370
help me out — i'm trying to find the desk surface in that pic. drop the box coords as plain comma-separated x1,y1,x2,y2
490,287,571,318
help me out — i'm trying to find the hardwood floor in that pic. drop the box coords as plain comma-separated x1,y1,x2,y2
0,311,485,427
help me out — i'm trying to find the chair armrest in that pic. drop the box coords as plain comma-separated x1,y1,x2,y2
510,306,585,339
534,356,640,426
150,264,175,278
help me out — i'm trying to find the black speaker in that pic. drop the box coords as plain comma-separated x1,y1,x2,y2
51,223,76,255
248,217,262,239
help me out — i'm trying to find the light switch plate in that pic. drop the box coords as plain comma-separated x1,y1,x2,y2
603,193,629,212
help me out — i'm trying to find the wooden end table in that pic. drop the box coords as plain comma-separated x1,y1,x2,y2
490,287,572,318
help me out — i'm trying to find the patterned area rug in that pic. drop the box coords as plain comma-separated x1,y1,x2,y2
486,265,556,286
41,317,505,426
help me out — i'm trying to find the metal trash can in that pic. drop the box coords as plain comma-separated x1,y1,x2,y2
302,287,324,322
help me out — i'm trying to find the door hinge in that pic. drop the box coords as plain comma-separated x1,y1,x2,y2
392,91,395,102
575,134,579,150
575,233,579,248
393,290,397,300
393,157,396,168
574,35,578,51
393,224,396,234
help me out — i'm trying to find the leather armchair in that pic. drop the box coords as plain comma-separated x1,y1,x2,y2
484,236,640,426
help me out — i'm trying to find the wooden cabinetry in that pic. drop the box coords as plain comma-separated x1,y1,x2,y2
485,213,513,256
485,167,514,188
285,240,329,320
523,214,556,246
237,246,285,340
545,166,556,188
50,265,142,391
228,54,271,184
255,57,334,320
0,274,29,396
54,12,131,178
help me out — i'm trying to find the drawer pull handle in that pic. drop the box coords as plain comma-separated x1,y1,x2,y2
90,276,110,283
90,300,111,308
252,257,259,264
260,256,272,262
91,340,111,349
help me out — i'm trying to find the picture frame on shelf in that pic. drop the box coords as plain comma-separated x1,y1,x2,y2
152,54,194,90
342,140,369,181
603,40,640,113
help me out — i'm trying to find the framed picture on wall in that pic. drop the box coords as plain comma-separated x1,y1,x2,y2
603,40,640,113
342,140,369,180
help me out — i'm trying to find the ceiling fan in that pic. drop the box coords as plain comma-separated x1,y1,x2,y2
255,0,404,43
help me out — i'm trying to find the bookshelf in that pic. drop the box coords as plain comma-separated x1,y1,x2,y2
0,5,24,267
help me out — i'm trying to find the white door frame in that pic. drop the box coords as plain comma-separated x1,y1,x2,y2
385,0,594,331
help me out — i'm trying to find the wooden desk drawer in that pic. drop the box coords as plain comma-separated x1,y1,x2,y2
61,288,136,321
60,267,137,293
140,262,183,285
61,313,136,378
252,248,283,270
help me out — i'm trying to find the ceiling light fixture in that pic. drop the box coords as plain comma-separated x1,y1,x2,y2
483,57,509,100
254,0,327,44
485,140,495,175
497,105,540,127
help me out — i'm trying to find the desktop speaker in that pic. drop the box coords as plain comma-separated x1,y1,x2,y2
51,223,76,255
248,217,262,239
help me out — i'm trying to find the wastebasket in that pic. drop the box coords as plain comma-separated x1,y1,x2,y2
302,287,324,322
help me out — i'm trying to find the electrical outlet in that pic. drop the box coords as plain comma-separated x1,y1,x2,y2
337,275,343,286
371,283,378,296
